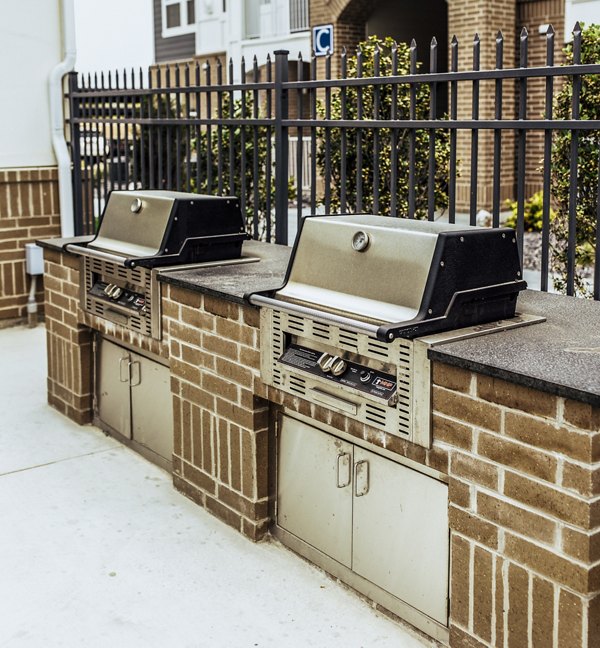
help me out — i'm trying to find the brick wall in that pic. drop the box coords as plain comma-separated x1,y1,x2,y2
163,285,270,541
44,249,93,425
0,168,61,323
433,363,600,647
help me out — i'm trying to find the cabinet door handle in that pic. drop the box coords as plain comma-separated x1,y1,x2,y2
119,356,130,383
354,460,369,497
129,360,141,387
336,453,351,488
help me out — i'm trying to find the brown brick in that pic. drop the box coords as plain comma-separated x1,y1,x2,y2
170,321,202,347
182,460,216,495
433,386,501,432
449,478,471,509
449,506,498,549
477,375,557,418
173,397,182,456
450,534,470,628
202,410,213,474
504,471,593,528
191,405,202,466
588,593,600,647
217,484,268,520
531,576,554,648
494,555,505,647
218,418,229,484
202,372,239,403
563,462,600,497
230,424,242,492
181,344,215,371
426,446,449,473
505,533,588,593
241,516,270,542
180,304,214,331
473,546,493,643
241,429,255,499
450,451,499,489
448,625,487,648
203,333,238,361
255,429,269,499
216,397,257,429
242,305,260,328
477,491,556,545
505,411,594,463
432,363,472,394
558,589,583,648
171,358,201,385
205,494,242,532
215,356,254,388
181,400,192,461
181,381,214,410
239,345,260,370
162,298,180,320
507,562,529,647
433,413,474,450
563,399,600,432
203,294,239,320
478,431,557,483
169,285,203,308
562,527,600,563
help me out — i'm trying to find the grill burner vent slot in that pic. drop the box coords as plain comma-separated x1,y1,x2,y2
312,322,331,340
287,314,306,334
289,375,307,396
367,339,392,361
365,403,388,427
339,329,359,351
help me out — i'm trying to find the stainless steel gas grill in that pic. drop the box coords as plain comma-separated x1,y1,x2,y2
249,214,543,448
66,190,253,339
249,214,544,639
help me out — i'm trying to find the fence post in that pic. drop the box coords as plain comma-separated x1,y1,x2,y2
274,50,289,245
67,71,84,235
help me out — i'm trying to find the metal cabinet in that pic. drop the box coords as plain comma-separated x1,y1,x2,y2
277,415,449,626
97,338,173,465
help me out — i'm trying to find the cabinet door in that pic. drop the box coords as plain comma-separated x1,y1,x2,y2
97,339,131,438
130,352,174,462
277,416,353,567
352,447,449,625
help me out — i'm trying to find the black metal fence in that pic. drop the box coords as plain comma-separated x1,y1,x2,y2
68,24,600,299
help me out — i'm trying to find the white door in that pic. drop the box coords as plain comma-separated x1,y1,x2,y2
97,339,131,438
277,416,353,567
352,447,449,625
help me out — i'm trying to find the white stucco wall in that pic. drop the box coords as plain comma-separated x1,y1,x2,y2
0,1,62,168
565,0,600,38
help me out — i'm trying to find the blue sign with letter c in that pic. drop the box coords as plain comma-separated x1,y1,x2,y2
313,24,334,56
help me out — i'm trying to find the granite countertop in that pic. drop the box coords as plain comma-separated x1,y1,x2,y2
37,234,600,405
36,235,95,251
429,290,600,406
158,240,291,304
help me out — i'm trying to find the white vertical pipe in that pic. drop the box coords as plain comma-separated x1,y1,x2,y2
49,0,77,238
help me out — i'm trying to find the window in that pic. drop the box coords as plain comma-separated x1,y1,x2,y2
162,0,196,36
289,0,309,32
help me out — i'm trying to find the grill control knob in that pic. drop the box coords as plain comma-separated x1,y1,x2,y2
111,287,123,300
104,283,114,296
317,353,334,373
331,358,347,377
359,370,372,383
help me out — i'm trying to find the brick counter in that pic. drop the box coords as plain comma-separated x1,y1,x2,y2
40,238,600,647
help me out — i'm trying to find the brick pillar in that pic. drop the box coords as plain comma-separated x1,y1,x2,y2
44,249,94,424
447,0,516,214
164,285,270,541
0,168,61,323
433,363,600,647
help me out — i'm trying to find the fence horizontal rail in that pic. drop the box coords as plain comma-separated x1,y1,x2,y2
282,119,600,130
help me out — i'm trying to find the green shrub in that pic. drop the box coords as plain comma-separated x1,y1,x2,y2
504,191,553,232
551,23,600,296
316,35,451,218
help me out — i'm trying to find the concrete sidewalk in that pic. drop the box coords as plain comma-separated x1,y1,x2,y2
0,325,433,648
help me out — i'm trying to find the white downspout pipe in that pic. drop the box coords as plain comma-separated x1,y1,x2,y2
49,0,76,238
